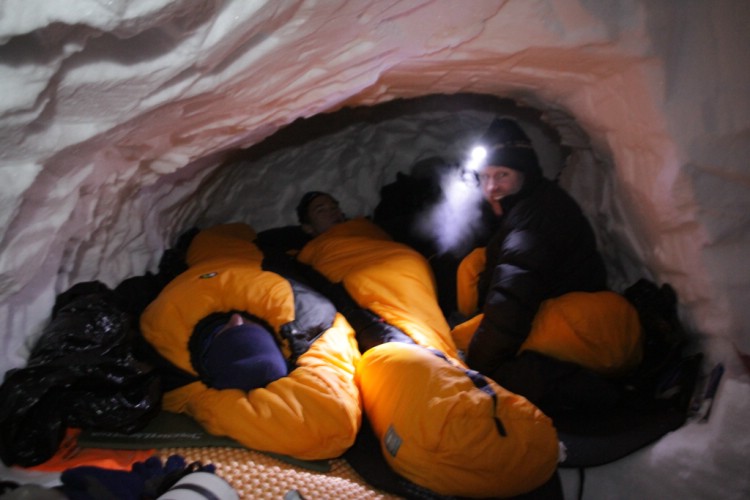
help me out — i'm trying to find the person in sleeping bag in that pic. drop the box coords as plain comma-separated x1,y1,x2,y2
256,191,418,354
454,117,619,414
255,191,347,257
289,210,561,498
140,223,362,461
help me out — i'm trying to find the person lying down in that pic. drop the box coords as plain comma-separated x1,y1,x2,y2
143,214,559,497
286,216,560,498
139,223,362,461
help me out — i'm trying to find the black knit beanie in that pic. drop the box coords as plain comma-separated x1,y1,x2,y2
479,118,542,179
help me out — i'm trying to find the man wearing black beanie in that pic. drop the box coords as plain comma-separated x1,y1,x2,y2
462,117,609,414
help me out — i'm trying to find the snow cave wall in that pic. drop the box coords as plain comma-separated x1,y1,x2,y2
1,1,748,498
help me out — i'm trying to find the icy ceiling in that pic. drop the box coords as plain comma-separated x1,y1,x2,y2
2,0,745,362
0,0,749,496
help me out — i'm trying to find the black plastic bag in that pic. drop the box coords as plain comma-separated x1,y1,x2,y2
0,281,161,467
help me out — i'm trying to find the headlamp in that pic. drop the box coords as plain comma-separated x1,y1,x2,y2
467,145,487,172
460,145,488,186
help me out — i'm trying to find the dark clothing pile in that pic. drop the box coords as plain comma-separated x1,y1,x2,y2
0,282,161,467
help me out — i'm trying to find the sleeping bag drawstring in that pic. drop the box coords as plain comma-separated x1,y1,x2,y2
427,348,507,437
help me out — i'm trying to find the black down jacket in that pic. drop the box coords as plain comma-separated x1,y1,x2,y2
466,177,607,378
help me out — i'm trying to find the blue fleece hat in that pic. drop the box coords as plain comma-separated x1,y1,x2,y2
201,321,288,392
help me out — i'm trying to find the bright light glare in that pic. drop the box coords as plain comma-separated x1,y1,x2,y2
415,166,485,255
471,146,487,162
466,145,487,172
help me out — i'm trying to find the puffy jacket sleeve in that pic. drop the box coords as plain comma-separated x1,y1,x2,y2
466,225,555,374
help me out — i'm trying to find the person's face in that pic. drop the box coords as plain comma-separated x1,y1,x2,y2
478,165,524,214
216,313,250,335
303,194,345,236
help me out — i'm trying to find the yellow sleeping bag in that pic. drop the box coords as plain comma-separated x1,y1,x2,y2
140,223,361,460
298,219,559,497
520,291,643,376
358,343,559,498
454,248,643,376
297,218,456,356
456,246,486,318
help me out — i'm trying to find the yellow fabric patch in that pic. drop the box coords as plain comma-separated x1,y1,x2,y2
450,313,484,352
186,223,260,266
456,247,486,317
521,291,643,376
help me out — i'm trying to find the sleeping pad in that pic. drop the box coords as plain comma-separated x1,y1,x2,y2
140,223,361,460
297,218,559,498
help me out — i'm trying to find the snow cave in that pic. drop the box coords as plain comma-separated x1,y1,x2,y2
0,1,748,499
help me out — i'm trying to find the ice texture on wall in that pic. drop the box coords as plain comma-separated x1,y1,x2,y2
0,1,748,497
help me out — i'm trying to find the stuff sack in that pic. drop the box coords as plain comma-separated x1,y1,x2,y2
356,342,559,498
0,281,161,467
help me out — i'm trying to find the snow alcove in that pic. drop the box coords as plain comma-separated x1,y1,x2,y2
1,1,748,498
